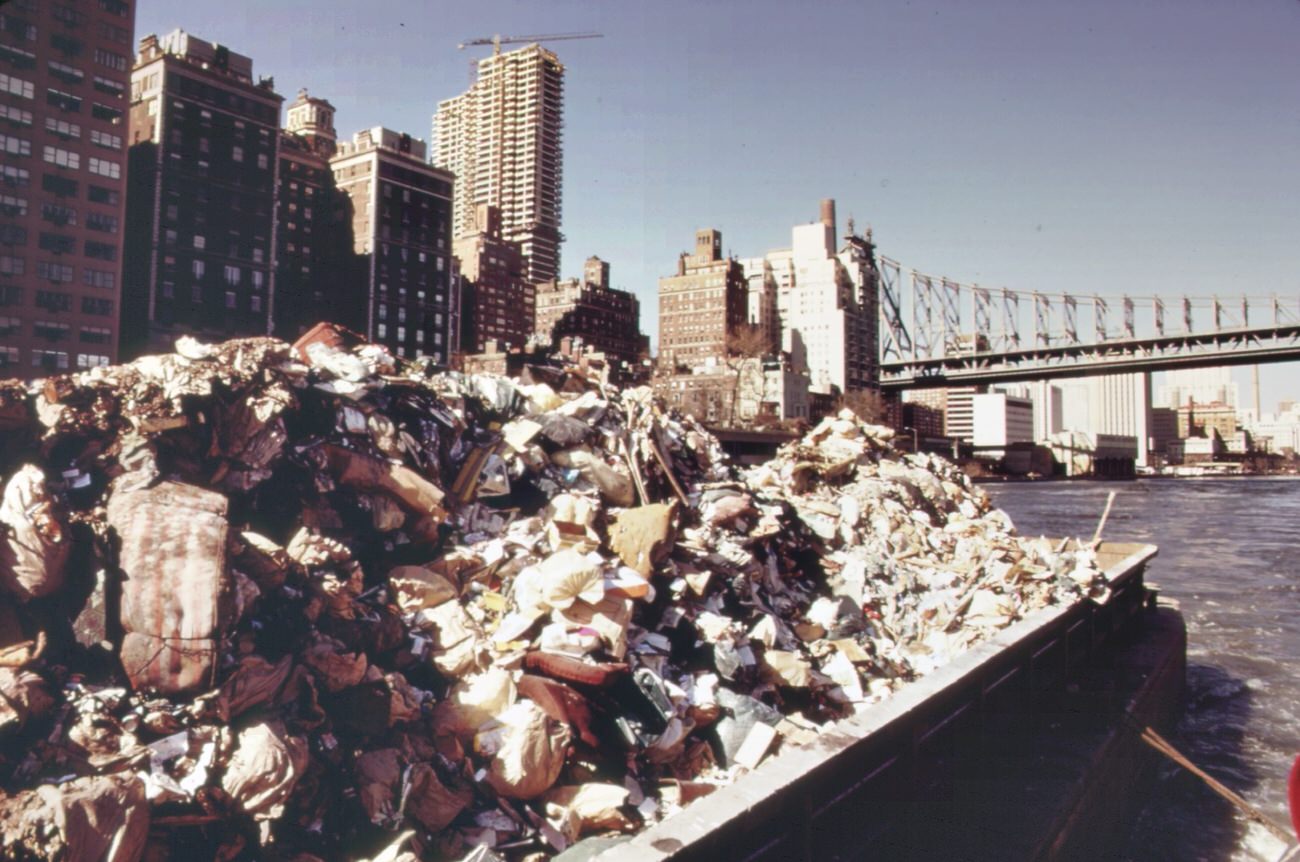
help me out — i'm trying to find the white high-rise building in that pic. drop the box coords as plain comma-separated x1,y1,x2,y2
738,200,877,395
433,44,565,283
1157,367,1238,409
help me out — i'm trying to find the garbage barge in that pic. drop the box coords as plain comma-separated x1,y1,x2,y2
0,332,1180,861
577,542,1182,862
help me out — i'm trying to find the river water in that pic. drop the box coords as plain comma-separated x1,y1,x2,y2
986,477,1300,861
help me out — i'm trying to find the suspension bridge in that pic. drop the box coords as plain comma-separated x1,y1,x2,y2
876,256,1300,391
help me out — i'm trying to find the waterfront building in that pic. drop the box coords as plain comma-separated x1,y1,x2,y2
454,204,533,354
122,30,280,358
658,228,747,372
972,392,1034,456
0,0,136,376
329,127,454,363
433,43,565,283
274,88,357,339
534,257,643,368
1176,400,1237,440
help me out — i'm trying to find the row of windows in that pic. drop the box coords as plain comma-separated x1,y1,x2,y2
156,283,266,314
0,257,115,288
6,169,120,205
32,232,117,261
28,289,114,315
3,350,112,372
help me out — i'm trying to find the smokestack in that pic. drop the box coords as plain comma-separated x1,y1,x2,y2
819,198,836,237
1253,364,1261,417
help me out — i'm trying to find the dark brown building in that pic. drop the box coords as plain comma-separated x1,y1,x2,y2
454,204,533,354
534,255,644,369
274,88,358,339
122,30,282,358
657,228,747,372
0,0,136,377
329,127,454,364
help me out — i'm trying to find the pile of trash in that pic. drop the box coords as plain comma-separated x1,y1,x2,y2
0,329,1109,861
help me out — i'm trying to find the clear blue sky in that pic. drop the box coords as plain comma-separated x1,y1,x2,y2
137,0,1300,410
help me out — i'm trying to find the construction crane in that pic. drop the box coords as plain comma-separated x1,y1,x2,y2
457,32,603,56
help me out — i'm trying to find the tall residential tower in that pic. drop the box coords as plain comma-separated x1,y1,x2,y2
0,0,136,377
433,44,565,283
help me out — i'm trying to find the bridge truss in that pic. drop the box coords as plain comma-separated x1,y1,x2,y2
877,256,1300,390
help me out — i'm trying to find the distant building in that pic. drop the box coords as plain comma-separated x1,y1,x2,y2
943,386,983,443
1177,400,1236,440
329,127,453,363
658,228,747,371
1158,367,1237,410
274,89,358,339
0,0,137,376
972,392,1034,455
122,30,281,358
534,257,643,369
740,200,878,395
1244,402,1300,455
433,43,565,283
454,204,533,354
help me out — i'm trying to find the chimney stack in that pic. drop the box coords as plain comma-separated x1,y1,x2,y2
819,198,837,237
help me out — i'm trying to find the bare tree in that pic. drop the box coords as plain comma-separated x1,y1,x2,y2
722,324,772,426
838,387,889,425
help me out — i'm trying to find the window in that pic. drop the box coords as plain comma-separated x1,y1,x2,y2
82,268,113,289
160,281,174,298
0,226,27,247
1,14,37,42
251,248,263,263
87,157,119,179
51,5,84,27
80,326,111,344
36,261,73,282
0,195,27,217
43,145,79,169
397,326,406,341
0,134,30,157
164,229,176,246
251,271,264,290
40,202,74,225
33,320,70,341
46,88,81,113
88,184,117,204
0,256,24,277
377,323,387,339
38,232,75,254
92,75,124,98
223,265,240,285
97,22,130,46
85,212,116,233
35,290,72,312
1,165,30,188
224,291,236,309
0,104,33,126
99,0,129,18
0,73,34,99
76,353,109,369
81,296,112,316
88,129,120,150
232,145,243,162
250,294,262,313
0,44,36,70
0,315,18,336
49,33,82,57
47,60,82,84
256,153,268,169
31,350,69,371
41,173,77,197
192,260,205,279
44,117,79,139
84,240,115,261
93,48,127,71
192,234,205,250
91,103,122,124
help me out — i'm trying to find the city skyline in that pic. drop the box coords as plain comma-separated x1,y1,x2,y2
92,2,1300,409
